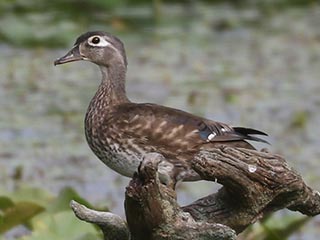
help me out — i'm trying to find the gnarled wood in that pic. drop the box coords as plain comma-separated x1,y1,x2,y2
183,147,320,233
70,200,129,240
70,148,320,239
124,152,236,240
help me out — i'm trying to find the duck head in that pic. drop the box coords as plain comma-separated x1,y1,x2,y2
54,31,127,68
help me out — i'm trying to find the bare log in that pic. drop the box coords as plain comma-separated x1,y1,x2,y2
183,147,320,233
124,153,236,240
70,200,130,240
70,147,320,239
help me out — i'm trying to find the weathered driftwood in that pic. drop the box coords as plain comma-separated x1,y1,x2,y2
70,147,320,240
70,200,129,240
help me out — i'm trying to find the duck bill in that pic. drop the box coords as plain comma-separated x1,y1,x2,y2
54,46,84,65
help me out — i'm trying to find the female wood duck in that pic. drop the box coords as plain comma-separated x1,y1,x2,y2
54,31,268,187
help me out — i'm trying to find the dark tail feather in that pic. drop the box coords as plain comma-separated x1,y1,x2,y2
233,127,268,136
233,127,270,144
245,135,270,144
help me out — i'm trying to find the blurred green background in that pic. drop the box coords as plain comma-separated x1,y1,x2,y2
0,0,319,239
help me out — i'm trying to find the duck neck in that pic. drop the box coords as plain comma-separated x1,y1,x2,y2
98,63,129,105
85,61,129,139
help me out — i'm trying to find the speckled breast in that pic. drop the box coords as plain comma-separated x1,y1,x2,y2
84,114,142,178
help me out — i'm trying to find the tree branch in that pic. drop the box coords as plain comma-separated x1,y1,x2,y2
124,152,236,240
70,147,320,239
183,147,320,233
70,200,130,240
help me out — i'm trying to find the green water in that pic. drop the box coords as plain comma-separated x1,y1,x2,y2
0,2,320,239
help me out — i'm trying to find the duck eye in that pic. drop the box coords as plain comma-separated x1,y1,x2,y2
91,37,100,44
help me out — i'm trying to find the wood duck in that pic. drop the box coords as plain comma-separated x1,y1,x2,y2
54,31,268,186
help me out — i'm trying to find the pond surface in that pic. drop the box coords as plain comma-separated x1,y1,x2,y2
0,3,320,239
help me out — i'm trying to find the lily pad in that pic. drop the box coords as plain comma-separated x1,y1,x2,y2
0,201,44,233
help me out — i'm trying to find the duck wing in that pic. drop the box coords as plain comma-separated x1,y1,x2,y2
106,103,268,152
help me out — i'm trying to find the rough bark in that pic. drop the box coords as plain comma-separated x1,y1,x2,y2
70,147,320,239
70,200,129,240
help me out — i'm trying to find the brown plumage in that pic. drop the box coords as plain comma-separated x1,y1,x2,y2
54,31,268,186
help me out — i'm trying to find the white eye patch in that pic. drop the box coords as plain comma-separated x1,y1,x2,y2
87,36,111,47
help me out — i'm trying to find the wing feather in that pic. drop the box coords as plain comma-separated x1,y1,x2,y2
109,103,268,150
